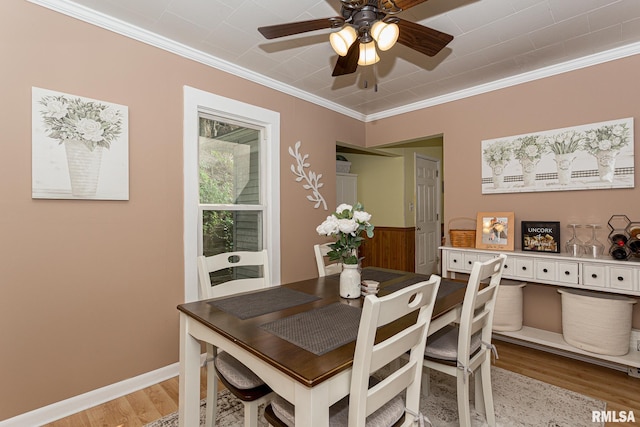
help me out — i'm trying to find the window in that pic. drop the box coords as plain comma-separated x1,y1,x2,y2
184,87,280,302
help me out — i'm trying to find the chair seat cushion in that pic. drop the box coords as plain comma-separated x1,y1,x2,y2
424,324,482,361
270,385,404,427
214,351,266,389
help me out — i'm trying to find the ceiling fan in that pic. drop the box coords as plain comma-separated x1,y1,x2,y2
258,0,454,77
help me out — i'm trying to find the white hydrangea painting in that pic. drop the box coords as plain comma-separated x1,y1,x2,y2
32,87,129,200
481,117,634,194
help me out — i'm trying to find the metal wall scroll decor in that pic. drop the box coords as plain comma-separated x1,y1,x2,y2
481,117,634,194
288,141,328,210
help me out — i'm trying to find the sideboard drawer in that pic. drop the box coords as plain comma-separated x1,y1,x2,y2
583,264,607,287
463,253,480,271
447,250,465,271
609,267,636,291
503,256,534,279
556,262,579,284
535,260,556,282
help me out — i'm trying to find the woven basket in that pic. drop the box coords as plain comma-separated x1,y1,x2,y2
448,217,476,248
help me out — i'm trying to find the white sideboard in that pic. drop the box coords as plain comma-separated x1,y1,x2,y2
440,246,640,371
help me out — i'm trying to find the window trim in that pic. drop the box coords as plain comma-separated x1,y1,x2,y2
183,86,280,302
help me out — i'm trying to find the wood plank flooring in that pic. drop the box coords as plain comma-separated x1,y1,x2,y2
43,341,640,427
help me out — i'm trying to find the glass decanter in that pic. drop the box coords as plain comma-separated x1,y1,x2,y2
565,224,583,257
582,224,605,258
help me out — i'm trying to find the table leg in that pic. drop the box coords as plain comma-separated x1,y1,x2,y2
294,381,330,426
179,313,201,427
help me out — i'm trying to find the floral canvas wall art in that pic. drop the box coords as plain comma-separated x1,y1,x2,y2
32,87,129,200
481,118,634,194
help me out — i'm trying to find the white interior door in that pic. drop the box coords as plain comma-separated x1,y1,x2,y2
415,155,441,275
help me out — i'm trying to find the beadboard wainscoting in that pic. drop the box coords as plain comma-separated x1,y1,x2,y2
361,226,415,272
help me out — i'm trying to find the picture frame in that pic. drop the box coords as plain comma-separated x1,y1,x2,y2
476,212,515,251
521,221,561,253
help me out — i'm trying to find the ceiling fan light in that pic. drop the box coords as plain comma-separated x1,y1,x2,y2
371,21,399,51
358,41,380,66
329,26,358,56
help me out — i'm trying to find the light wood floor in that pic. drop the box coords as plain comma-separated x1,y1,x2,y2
43,341,640,427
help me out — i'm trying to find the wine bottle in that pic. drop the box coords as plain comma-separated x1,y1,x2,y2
610,233,628,245
628,238,640,254
609,244,630,260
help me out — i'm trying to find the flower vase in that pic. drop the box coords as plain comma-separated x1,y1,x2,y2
64,139,103,197
594,150,618,182
554,153,575,185
491,163,505,188
520,159,538,187
340,264,361,299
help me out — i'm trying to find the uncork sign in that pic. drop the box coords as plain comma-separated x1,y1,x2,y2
521,221,560,253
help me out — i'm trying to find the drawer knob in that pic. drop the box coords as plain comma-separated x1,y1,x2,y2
543,268,548,273
618,276,624,281
453,259,458,263
468,261,472,265
564,271,570,275
522,266,527,271
591,273,598,279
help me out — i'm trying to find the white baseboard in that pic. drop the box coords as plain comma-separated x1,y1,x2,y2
0,356,203,427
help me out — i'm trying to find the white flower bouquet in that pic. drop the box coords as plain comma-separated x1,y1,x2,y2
483,140,513,166
316,203,374,265
583,123,631,155
546,130,584,154
513,135,547,162
39,95,123,151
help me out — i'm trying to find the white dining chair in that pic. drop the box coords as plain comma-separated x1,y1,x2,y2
197,250,273,427
422,254,507,427
313,243,342,277
264,275,441,427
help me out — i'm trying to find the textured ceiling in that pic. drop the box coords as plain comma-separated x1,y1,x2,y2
31,0,640,120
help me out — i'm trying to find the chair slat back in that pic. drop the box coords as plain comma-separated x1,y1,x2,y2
313,243,342,277
457,254,506,363
197,250,270,300
348,275,441,427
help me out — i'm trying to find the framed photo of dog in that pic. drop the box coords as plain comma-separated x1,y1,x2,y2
476,212,515,251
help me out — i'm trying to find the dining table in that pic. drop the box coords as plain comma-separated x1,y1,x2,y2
177,267,467,427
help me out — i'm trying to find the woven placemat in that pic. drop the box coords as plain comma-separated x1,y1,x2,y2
209,287,320,320
260,303,362,355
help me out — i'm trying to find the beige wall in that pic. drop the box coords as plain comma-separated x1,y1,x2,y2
0,1,364,420
365,56,640,332
348,154,405,227
3,0,640,422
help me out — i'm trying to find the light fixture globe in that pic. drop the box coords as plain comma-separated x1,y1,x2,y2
329,26,358,56
371,21,399,51
358,41,380,66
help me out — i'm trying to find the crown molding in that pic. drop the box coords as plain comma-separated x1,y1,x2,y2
28,0,640,124
26,0,366,122
365,41,640,122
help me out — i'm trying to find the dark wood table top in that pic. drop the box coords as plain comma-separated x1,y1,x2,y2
177,267,466,388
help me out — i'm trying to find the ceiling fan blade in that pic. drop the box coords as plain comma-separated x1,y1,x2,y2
332,41,360,77
379,0,428,13
396,18,453,56
258,17,344,39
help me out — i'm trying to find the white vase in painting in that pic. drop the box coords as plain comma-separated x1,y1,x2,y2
339,264,361,299
520,158,538,187
554,153,575,185
64,139,103,197
594,149,618,182
491,163,506,188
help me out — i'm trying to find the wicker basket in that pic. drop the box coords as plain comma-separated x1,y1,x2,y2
448,217,476,248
